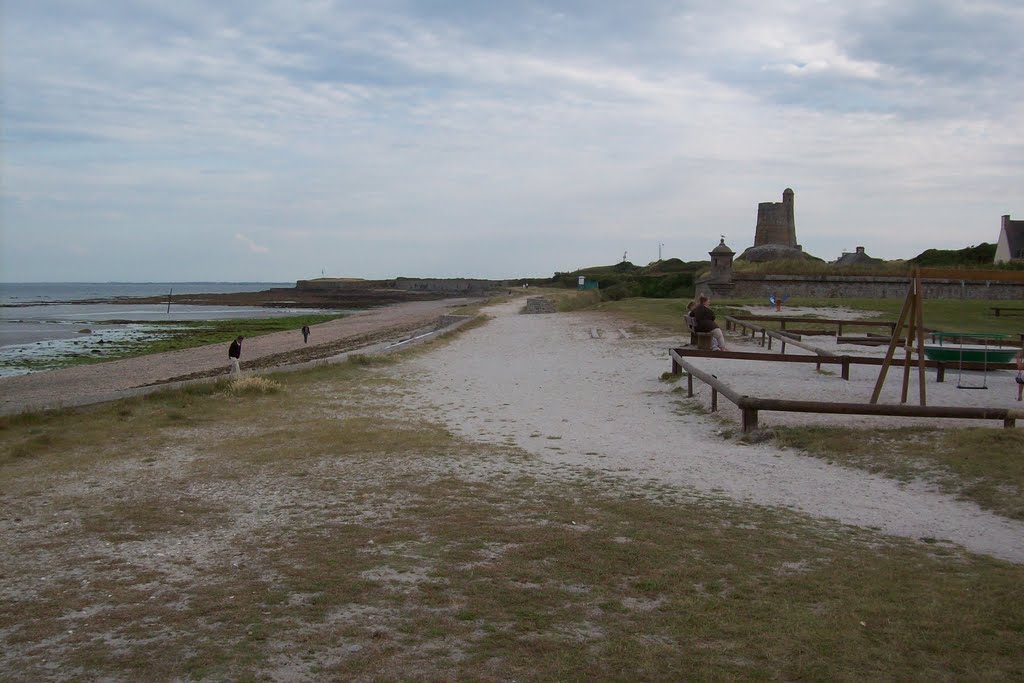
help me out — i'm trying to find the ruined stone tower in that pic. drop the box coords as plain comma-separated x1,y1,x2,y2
753,188,797,248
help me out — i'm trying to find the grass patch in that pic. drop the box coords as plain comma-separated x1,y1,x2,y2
586,295,1024,339
553,290,602,312
120,314,348,357
774,425,1024,519
224,376,283,395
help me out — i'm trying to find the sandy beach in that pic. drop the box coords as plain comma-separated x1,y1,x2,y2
2,296,1022,563
400,300,1024,563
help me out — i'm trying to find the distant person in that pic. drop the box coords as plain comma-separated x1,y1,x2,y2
302,325,310,344
1016,349,1023,401
228,336,244,375
692,294,728,351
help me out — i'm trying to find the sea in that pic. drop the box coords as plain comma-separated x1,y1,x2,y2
0,282,337,377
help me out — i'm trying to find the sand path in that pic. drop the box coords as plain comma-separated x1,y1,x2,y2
405,300,1024,563
0,298,471,415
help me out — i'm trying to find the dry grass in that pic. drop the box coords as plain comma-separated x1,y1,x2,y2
224,375,283,395
2,358,1024,680
773,426,1024,520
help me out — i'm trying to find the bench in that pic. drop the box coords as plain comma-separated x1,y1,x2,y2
991,307,1024,317
685,315,713,351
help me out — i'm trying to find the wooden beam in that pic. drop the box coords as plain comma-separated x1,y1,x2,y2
669,347,1017,372
871,280,915,404
916,270,928,406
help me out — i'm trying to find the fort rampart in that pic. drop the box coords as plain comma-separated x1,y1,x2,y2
699,273,1024,300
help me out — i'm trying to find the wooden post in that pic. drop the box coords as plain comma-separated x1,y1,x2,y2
936,363,945,383
841,357,850,381
742,408,758,433
711,388,718,412
871,277,916,404
687,374,694,397
900,273,918,404
915,272,928,406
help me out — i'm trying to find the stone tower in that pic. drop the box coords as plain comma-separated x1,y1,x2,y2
753,188,797,248
709,238,734,283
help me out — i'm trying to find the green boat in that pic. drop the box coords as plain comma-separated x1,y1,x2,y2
924,332,1019,363
923,345,1018,363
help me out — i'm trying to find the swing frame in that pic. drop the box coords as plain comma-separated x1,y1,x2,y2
869,267,1024,406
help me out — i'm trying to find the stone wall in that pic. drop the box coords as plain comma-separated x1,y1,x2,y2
523,297,557,314
697,273,1024,300
297,278,504,294
297,279,396,290
394,278,498,294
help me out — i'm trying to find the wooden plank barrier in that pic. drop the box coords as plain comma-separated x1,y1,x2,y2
669,349,1021,432
671,347,1017,383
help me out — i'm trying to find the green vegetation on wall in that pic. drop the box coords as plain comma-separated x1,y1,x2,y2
519,242,1020,302
520,258,705,301
910,242,998,266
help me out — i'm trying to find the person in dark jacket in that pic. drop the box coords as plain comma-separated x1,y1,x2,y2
1016,349,1023,401
228,336,244,375
692,295,727,351
302,325,310,344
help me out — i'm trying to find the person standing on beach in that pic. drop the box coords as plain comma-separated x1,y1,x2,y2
1016,349,1023,401
302,325,310,344
228,336,244,375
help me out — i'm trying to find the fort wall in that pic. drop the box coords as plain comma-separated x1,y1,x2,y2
297,278,503,294
697,273,1024,300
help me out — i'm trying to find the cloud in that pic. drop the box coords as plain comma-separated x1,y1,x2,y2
235,233,270,254
0,1,1021,281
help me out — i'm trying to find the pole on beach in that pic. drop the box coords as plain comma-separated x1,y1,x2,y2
167,288,172,314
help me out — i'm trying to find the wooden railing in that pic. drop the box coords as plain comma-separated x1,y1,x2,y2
670,348,1022,432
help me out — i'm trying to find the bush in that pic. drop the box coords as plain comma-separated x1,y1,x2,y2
224,376,282,395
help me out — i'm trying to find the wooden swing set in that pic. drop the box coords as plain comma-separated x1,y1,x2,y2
870,267,1024,406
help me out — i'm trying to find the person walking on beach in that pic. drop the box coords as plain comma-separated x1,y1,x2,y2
302,325,310,344
228,336,244,375
692,294,728,351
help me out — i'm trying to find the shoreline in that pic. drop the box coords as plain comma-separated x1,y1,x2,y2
0,297,480,415
0,283,460,376
1,285,449,309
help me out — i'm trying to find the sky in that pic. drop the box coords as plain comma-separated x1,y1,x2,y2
2,0,1022,282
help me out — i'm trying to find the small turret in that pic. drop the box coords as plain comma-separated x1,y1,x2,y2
709,237,734,282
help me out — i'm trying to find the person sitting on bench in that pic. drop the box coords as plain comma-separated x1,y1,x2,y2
692,294,728,351
685,300,696,325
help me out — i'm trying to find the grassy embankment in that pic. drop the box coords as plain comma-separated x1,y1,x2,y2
2,343,1023,680
593,294,1024,521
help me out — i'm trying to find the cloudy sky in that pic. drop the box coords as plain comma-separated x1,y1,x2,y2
2,1,1022,282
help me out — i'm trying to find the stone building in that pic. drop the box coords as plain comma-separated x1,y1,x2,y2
737,188,814,262
698,238,736,297
994,214,1024,263
754,187,797,247
832,246,882,267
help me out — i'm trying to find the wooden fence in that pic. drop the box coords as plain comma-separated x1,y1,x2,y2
670,348,1022,433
